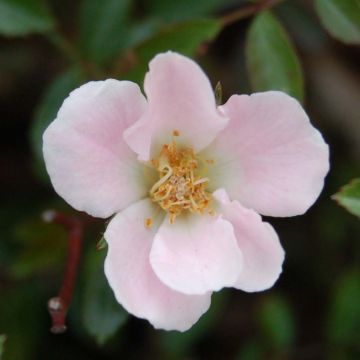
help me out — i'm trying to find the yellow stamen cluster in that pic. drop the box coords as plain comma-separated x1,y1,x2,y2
150,140,212,224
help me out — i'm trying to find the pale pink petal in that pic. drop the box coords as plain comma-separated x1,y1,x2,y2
214,189,285,292
104,199,211,331
43,80,155,218
124,52,228,161
201,91,330,217
149,213,243,295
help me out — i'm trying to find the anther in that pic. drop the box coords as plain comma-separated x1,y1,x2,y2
149,141,213,223
145,218,153,229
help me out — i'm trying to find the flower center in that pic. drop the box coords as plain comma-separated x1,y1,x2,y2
149,138,212,224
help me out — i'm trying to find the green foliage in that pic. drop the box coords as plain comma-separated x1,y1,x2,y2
0,335,6,360
147,0,228,22
0,283,44,360
124,19,162,50
30,68,83,182
257,294,296,352
327,268,360,350
81,248,128,346
236,340,265,360
315,0,360,45
275,1,327,50
333,178,360,218
246,11,304,102
79,0,132,65
125,19,221,84
10,217,67,278
0,0,54,36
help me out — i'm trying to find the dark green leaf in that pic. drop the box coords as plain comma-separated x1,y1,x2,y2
10,217,67,278
124,19,221,85
0,335,6,359
79,0,132,65
147,0,229,22
82,248,128,345
246,11,304,101
257,294,296,351
327,268,360,348
332,178,360,218
30,68,83,183
0,0,54,36
315,0,360,45
125,19,162,50
275,1,327,51
0,282,44,360
236,340,265,360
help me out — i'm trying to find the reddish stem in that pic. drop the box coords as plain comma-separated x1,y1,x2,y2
44,211,83,334
220,0,284,26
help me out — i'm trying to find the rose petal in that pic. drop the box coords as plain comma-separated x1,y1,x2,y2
214,189,285,292
104,199,211,332
150,213,243,295
201,91,330,217
43,80,155,218
124,52,228,161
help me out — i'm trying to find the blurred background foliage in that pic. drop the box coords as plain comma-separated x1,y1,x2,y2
0,0,359,359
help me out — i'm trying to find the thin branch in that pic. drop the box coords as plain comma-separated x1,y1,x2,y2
43,211,84,334
219,0,284,27
46,32,81,65
46,31,105,79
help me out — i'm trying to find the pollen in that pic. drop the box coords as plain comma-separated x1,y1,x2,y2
149,140,212,223
145,217,153,229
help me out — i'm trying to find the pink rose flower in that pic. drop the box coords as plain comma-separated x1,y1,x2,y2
43,52,329,331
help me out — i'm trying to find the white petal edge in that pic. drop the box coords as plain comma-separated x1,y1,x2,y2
201,91,330,217
213,189,285,292
124,52,228,161
43,80,153,218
